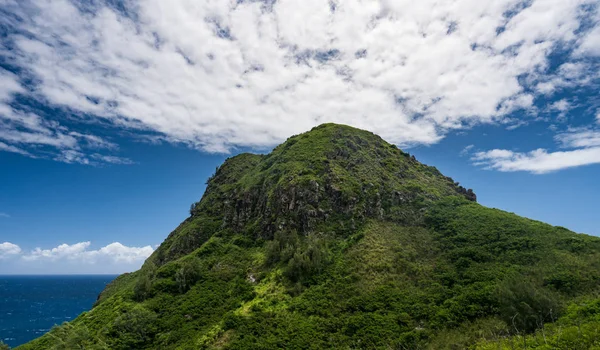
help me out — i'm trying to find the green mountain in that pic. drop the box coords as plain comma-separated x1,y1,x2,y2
19,124,600,349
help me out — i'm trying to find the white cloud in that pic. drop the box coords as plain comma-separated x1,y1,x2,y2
0,141,35,157
0,101,132,165
548,98,572,121
90,153,135,165
535,82,557,95
460,144,474,156
0,242,22,258
0,240,154,273
0,212,9,218
0,0,598,157
575,7,600,57
473,128,600,173
51,150,133,165
534,61,598,97
22,241,154,264
556,129,600,148
577,26,600,56
0,70,24,102
472,147,600,174
550,99,571,113
0,59,130,164
24,241,91,261
92,242,154,263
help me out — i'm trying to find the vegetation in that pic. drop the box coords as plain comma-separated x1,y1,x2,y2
18,124,600,349
477,297,600,349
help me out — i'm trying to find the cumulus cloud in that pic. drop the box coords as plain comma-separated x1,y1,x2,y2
0,0,598,159
0,242,22,258
23,241,91,261
473,128,600,173
22,241,154,264
0,240,153,273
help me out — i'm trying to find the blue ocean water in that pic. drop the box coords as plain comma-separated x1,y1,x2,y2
0,275,117,348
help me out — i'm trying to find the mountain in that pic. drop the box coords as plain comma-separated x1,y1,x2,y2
19,124,600,349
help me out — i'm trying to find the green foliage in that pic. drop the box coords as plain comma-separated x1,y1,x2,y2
133,273,152,301
478,297,600,349
108,306,158,349
284,234,330,284
0,341,10,350
21,322,109,350
18,124,600,350
496,276,562,333
175,258,202,293
266,230,330,286
265,230,300,265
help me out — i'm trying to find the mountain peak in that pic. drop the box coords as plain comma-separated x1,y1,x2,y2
274,122,392,156
152,124,475,265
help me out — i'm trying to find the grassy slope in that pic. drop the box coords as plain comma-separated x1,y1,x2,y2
18,124,600,349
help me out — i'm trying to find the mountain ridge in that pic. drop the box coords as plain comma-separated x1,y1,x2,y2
19,123,600,350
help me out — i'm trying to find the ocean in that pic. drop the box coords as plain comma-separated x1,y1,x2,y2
0,275,117,348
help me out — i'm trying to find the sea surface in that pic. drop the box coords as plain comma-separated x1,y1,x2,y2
0,275,117,348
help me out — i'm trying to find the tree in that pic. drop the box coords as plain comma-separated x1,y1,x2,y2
497,276,562,334
285,233,330,284
189,201,200,216
110,307,158,349
133,274,152,301
0,341,10,350
175,258,201,293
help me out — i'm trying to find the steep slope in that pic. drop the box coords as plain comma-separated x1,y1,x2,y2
19,124,600,350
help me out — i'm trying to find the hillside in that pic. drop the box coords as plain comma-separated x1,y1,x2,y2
18,124,600,349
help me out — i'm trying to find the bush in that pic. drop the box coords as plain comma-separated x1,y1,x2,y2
497,276,562,334
266,231,330,285
133,274,152,301
109,307,158,349
175,258,202,293
285,234,329,283
266,230,300,265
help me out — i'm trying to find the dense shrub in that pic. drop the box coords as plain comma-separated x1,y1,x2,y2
497,276,563,333
175,258,202,293
108,307,158,349
266,230,330,285
133,274,152,301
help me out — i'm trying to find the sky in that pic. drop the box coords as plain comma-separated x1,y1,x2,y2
0,0,599,274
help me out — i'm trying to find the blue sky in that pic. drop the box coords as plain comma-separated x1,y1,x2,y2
0,0,599,274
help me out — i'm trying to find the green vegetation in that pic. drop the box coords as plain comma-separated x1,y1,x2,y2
19,124,600,349
477,298,600,349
